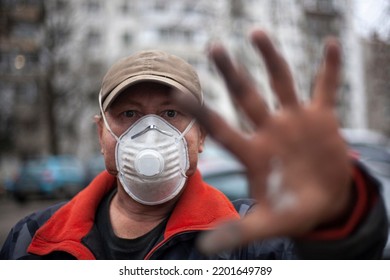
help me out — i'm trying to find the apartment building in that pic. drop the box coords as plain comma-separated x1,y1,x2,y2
1,0,374,162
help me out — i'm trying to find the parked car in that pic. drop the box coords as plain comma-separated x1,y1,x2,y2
8,155,87,202
198,141,249,201
85,153,106,183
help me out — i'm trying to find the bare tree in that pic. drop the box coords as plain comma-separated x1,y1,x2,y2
40,1,75,155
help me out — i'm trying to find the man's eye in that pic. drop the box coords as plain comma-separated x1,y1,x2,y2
164,110,177,118
123,110,136,118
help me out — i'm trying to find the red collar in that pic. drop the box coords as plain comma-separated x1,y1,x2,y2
28,170,239,259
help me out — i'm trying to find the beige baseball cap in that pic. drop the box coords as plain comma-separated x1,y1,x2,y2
99,50,203,111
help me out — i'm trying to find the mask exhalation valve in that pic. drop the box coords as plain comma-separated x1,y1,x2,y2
134,149,165,177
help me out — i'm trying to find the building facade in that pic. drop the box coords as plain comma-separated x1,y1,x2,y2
2,0,386,170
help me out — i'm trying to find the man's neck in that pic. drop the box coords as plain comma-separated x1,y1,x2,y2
109,182,177,239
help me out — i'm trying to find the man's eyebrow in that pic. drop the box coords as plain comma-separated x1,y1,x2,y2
160,100,177,107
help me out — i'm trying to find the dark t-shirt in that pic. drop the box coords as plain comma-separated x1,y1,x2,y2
95,189,168,260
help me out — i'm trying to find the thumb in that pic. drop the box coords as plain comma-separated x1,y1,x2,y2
196,207,281,255
197,199,317,255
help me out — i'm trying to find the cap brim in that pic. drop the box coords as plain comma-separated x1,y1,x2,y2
102,75,194,111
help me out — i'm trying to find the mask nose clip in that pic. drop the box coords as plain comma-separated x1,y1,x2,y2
131,124,173,139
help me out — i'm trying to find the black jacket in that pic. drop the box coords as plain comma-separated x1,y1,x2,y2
1,167,388,260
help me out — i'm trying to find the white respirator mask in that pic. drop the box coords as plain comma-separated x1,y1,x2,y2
99,104,194,205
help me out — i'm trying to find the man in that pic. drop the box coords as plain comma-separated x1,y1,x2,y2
1,30,387,259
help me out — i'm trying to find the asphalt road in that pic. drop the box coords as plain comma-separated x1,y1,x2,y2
0,195,64,248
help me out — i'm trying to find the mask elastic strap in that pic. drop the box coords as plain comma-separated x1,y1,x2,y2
177,119,195,178
177,119,196,142
99,92,120,142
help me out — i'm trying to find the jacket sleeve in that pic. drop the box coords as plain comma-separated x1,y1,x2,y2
0,202,66,260
234,160,388,260
294,161,389,259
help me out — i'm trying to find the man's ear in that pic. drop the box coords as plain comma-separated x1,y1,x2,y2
94,114,104,154
198,125,207,153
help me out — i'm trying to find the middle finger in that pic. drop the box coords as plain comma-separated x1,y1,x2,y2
251,30,299,108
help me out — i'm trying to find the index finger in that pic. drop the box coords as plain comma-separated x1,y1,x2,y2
172,90,253,165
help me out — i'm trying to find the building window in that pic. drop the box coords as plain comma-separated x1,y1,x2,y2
317,0,335,14
122,32,133,46
159,27,194,42
86,30,101,46
154,1,166,11
184,3,196,13
15,81,38,104
11,0,41,5
87,61,103,76
0,52,10,71
55,0,68,11
11,22,39,38
120,0,133,14
84,0,100,13
56,59,69,74
303,0,336,15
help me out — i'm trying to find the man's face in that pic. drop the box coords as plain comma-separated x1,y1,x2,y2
97,82,206,178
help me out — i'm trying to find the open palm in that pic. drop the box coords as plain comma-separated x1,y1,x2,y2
180,30,352,254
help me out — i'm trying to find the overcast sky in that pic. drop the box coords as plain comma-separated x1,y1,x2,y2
354,0,389,39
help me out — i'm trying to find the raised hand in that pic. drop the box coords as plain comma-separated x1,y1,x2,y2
178,29,352,254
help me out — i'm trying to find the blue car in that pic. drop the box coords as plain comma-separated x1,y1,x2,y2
198,141,249,201
9,155,87,202
85,153,106,183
